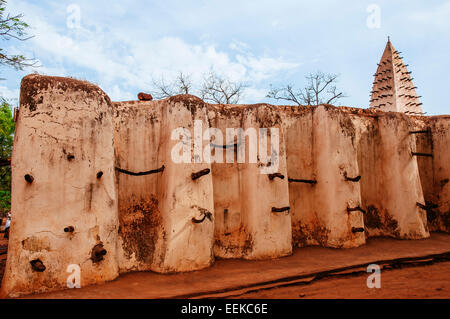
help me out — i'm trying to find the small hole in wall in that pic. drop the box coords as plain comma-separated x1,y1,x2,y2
24,174,34,183
30,259,46,272
64,226,74,233
91,244,107,263
96,171,103,179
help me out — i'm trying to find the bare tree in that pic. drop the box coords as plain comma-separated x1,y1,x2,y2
200,71,246,104
151,70,246,104
151,71,193,99
267,71,346,106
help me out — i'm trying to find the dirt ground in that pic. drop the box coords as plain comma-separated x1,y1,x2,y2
5,233,446,299
231,261,450,299
0,233,449,299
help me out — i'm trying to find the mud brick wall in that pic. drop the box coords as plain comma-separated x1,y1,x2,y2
1,74,448,298
155,96,215,272
208,105,251,259
1,75,119,298
112,100,165,272
354,112,429,239
411,115,450,232
285,105,365,248
113,96,215,273
208,104,292,260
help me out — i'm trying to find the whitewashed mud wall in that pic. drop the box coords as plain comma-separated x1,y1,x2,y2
1,74,448,298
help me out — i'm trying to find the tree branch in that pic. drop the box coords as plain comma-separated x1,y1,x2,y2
267,71,346,107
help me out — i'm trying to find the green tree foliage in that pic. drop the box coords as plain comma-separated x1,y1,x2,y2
0,0,37,70
0,1,34,216
0,100,14,216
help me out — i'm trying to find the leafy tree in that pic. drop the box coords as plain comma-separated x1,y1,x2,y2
267,71,346,106
0,0,37,71
0,1,35,216
0,100,14,217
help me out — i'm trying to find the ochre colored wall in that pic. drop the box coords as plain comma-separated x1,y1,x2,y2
1,75,448,298
286,106,365,248
411,115,450,232
355,112,428,238
1,75,119,298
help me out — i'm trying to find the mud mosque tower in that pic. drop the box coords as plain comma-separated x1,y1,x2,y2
370,37,423,114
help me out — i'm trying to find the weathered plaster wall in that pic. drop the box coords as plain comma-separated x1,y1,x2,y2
155,96,215,272
208,104,292,259
411,116,450,232
112,100,165,272
234,105,291,260
1,75,119,298
208,106,251,259
354,112,428,239
113,96,215,273
429,117,450,232
285,106,365,248
1,74,448,298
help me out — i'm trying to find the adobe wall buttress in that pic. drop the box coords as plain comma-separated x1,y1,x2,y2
113,96,215,273
1,75,119,298
113,100,165,272
355,112,429,239
286,105,365,248
410,115,450,232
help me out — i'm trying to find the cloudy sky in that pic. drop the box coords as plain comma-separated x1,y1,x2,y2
0,0,449,115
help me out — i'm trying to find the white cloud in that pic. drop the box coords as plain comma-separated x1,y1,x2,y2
0,85,20,104
407,2,450,29
236,55,300,82
8,0,447,114
242,87,271,104
5,1,300,103
106,84,134,102
229,40,249,52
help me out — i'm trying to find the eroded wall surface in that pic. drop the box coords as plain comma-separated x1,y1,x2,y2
1,75,448,298
411,116,450,232
286,106,365,248
354,112,429,239
210,104,292,260
113,96,215,273
1,75,119,298
113,100,164,272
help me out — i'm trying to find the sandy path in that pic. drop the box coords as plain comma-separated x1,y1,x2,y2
232,261,450,299
12,233,449,299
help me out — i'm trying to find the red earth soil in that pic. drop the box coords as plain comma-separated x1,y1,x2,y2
7,233,448,299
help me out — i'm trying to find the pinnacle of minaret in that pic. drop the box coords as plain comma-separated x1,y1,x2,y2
370,38,423,115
